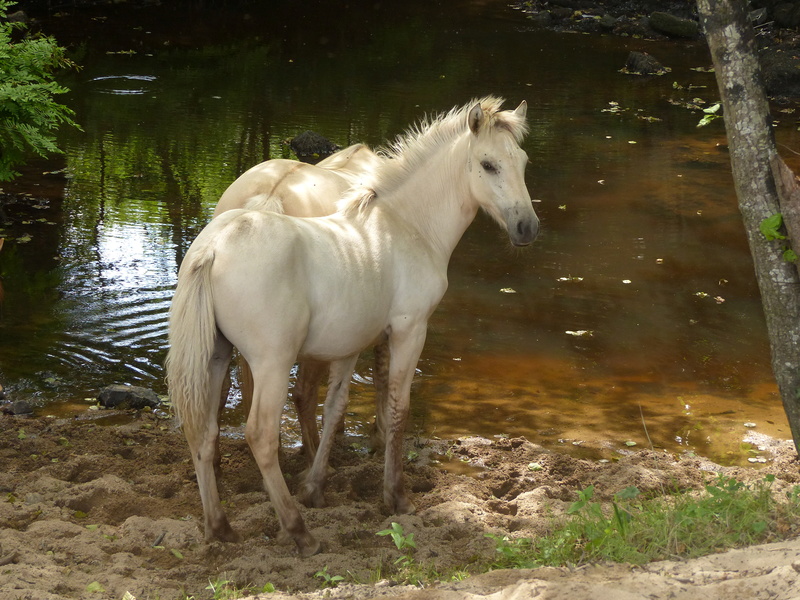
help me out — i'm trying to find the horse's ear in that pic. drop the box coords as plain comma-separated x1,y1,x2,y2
468,102,484,135
514,100,527,118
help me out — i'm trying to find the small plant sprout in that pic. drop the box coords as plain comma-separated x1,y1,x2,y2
377,522,416,553
314,565,344,589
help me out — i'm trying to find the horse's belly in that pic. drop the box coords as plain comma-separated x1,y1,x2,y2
299,317,385,361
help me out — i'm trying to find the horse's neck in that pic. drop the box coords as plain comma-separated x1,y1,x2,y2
379,137,477,263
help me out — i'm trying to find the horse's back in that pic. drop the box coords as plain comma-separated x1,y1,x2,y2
213,159,350,218
317,143,383,177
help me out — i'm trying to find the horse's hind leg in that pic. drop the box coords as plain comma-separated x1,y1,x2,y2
369,338,390,452
238,352,255,417
184,334,240,542
247,358,319,557
299,354,358,509
214,364,233,477
293,359,327,466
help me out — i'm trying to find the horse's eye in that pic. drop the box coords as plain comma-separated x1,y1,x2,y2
481,160,498,173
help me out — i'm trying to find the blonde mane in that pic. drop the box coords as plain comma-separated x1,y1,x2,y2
337,96,528,216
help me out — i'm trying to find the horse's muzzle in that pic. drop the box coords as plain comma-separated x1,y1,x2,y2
510,217,539,247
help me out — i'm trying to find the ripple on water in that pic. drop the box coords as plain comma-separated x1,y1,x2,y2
89,74,158,95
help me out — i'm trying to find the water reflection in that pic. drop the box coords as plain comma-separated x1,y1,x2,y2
0,1,795,465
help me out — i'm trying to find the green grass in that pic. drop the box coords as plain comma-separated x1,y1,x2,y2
487,474,800,569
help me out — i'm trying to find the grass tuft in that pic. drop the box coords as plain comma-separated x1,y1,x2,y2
487,474,800,569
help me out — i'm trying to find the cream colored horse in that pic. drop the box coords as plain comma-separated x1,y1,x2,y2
213,143,386,462
167,97,539,556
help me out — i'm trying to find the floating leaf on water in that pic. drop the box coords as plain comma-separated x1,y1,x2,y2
558,205,567,210
622,279,632,284
714,296,725,304
656,258,664,264
16,234,32,243
557,276,584,282
744,422,757,428
565,330,593,337
597,179,605,184
694,291,709,298
628,140,637,144
500,287,517,294
748,457,767,463
624,440,637,447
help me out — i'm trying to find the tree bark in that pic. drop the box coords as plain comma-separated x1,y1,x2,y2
697,0,800,453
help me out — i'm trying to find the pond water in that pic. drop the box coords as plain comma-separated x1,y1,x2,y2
1,0,797,465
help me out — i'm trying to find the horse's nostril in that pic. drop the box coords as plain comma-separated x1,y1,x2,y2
513,219,538,246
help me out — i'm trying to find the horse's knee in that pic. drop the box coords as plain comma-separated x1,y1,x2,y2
244,424,279,458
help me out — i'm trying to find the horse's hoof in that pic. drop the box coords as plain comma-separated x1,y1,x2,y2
299,490,327,509
396,500,416,515
209,524,242,543
298,482,327,509
298,537,323,558
388,493,416,515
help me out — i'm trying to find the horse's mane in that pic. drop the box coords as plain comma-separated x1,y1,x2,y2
337,96,528,216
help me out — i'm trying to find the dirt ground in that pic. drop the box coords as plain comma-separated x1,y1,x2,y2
1,409,799,600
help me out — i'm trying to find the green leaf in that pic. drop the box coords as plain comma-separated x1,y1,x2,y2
760,213,786,241
85,581,105,593
616,486,641,501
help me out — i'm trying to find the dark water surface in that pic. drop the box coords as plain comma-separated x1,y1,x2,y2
1,1,796,464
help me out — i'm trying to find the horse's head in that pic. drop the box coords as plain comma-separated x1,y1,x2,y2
466,100,539,247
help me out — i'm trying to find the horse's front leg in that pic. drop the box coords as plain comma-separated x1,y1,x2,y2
383,324,428,515
184,335,239,542
293,359,328,466
299,354,359,508
247,358,320,557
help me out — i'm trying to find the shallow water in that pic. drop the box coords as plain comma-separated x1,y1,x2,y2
0,1,797,465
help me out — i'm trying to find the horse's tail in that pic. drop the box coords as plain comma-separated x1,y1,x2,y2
243,193,286,214
165,240,219,434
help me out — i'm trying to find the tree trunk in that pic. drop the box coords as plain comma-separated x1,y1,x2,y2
697,0,800,453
